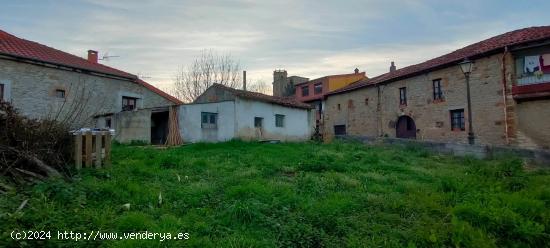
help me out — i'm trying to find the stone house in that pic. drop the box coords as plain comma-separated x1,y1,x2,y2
0,29,182,142
181,84,314,142
323,26,550,150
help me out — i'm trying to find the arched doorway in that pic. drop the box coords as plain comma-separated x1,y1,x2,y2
396,115,416,139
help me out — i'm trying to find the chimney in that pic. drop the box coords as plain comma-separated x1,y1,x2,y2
354,68,359,74
88,50,98,63
389,61,396,72
243,70,247,91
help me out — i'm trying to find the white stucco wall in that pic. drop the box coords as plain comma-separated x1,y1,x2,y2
178,101,236,142
234,97,313,141
112,109,152,143
178,98,313,143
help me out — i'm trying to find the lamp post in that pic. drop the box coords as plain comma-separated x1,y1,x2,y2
459,59,475,145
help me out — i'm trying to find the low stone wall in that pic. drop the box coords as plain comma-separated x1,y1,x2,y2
336,135,550,166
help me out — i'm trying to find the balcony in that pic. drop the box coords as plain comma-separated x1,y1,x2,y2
512,74,550,100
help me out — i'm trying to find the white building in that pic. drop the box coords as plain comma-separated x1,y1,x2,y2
178,84,314,142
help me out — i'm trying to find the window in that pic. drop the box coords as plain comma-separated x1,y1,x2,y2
301,85,309,96
433,79,443,100
399,87,407,105
334,125,346,135
122,96,138,111
105,118,112,128
275,114,285,127
365,98,369,105
201,112,218,129
337,104,341,110
254,117,263,128
0,84,4,101
55,89,65,98
314,83,322,94
450,109,465,131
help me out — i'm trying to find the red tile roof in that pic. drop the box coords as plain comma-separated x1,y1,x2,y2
0,29,182,104
136,79,183,104
210,84,313,109
329,26,550,96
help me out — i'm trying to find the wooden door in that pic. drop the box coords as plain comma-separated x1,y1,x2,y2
396,116,416,139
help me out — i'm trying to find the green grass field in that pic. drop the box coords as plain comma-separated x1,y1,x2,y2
1,141,549,247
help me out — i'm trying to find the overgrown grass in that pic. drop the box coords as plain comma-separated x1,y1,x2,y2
1,141,549,247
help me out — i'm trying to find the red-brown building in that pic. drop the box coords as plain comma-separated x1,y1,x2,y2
294,70,366,132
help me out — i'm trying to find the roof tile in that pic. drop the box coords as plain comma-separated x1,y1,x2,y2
0,29,182,104
329,26,550,95
211,84,313,109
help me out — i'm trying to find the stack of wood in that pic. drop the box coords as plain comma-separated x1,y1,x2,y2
165,105,183,146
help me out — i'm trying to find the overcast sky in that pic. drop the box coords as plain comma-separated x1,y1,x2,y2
1,0,549,93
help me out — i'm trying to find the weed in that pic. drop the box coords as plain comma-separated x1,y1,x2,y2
0,141,548,247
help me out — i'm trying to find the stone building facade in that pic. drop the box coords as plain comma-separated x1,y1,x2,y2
323,26,550,150
0,29,181,130
0,59,175,126
272,70,309,97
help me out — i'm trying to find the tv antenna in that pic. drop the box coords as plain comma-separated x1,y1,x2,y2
136,72,152,79
98,52,120,61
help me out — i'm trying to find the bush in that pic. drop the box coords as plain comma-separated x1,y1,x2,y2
0,102,73,186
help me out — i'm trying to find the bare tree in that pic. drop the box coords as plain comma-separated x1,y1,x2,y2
172,50,241,102
247,79,272,95
44,75,109,128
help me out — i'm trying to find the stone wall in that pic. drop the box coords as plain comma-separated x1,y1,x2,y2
272,70,288,97
504,46,550,149
272,70,308,97
324,54,509,146
324,48,550,150
338,136,550,166
513,99,550,149
0,59,173,127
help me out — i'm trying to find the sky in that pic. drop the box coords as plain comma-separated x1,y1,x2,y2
1,0,550,94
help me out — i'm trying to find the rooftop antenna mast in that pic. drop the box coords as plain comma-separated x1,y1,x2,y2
98,52,120,61
136,72,152,79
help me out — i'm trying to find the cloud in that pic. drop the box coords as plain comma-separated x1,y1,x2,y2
1,0,550,93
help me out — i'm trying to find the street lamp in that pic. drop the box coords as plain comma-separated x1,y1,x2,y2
459,58,475,145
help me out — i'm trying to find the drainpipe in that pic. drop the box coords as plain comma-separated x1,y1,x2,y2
501,46,510,145
377,85,382,137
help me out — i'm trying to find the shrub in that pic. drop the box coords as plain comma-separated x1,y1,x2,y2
0,102,73,186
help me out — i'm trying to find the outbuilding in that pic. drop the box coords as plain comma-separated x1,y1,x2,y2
179,84,314,142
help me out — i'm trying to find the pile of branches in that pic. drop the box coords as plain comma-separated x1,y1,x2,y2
0,101,73,190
